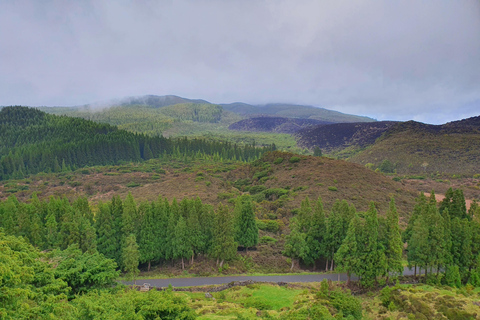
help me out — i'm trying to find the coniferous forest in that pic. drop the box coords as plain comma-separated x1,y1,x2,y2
1,105,480,319
0,106,274,180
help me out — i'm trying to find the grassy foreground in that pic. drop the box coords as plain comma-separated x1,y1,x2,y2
173,281,480,319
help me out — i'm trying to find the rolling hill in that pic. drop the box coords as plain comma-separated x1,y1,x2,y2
349,116,480,175
39,95,376,136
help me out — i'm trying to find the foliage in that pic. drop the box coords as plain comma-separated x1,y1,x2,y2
234,195,259,251
51,244,119,297
122,234,140,282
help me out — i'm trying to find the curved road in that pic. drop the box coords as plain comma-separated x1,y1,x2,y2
124,266,420,288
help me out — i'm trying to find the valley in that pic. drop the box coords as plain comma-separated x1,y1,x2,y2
0,102,479,319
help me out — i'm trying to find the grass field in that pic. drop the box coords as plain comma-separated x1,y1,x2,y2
169,282,480,319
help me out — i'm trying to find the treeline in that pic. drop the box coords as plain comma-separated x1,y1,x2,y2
286,188,480,287
404,188,480,286
0,106,275,180
283,196,402,287
0,193,260,273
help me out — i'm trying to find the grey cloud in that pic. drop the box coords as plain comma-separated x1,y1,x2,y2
0,0,479,124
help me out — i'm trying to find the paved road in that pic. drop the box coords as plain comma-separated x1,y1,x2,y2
124,266,420,288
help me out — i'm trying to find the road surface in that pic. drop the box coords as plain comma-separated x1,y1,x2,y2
124,266,420,288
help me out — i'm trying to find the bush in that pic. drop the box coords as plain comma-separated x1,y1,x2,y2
379,159,395,173
264,188,289,200
234,179,251,189
126,182,141,188
328,186,338,191
445,265,461,288
274,157,284,165
249,185,266,195
259,236,278,244
289,156,301,163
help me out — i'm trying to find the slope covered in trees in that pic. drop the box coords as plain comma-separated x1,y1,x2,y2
0,106,274,180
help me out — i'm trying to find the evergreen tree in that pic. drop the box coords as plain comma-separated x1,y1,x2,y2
305,196,327,268
138,201,155,271
234,195,258,254
165,206,177,262
110,195,124,266
408,214,430,278
335,215,360,285
211,204,237,268
44,211,58,248
283,219,308,271
384,198,403,279
121,192,137,239
297,196,312,233
357,203,386,287
122,234,140,285
173,216,192,270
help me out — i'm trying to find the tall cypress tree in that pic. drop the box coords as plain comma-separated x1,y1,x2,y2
234,195,258,254
138,201,155,271
123,234,140,285
335,214,361,285
385,198,404,280
173,216,192,270
305,196,326,269
96,201,118,262
211,204,237,268
283,218,308,271
121,192,137,239
357,202,386,287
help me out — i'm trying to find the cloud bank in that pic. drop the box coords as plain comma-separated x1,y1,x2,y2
1,0,479,124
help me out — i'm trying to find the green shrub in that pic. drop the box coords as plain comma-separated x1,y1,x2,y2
249,185,266,195
379,159,395,173
69,181,81,187
445,265,461,288
289,156,301,163
259,236,278,244
234,179,251,189
253,170,270,180
264,188,289,200
218,192,235,200
126,182,141,188
274,157,284,165
104,172,120,176
328,186,338,191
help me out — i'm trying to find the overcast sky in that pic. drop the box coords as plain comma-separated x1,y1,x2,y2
1,1,479,124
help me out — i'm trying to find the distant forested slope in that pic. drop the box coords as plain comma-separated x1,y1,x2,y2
222,102,376,123
228,116,333,133
40,102,231,136
0,106,274,180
